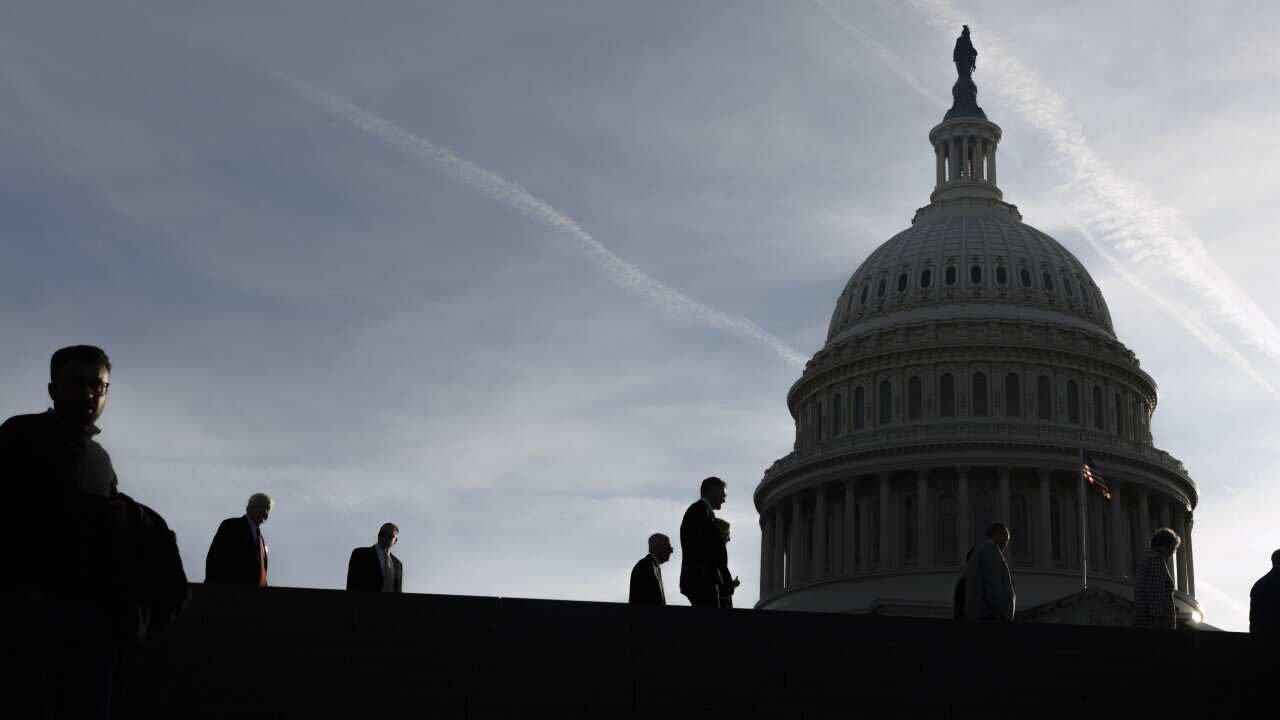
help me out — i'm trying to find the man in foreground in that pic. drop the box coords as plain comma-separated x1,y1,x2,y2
679,476,727,607
963,523,1016,622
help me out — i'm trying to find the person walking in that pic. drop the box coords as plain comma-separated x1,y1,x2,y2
1249,548,1280,635
963,524,1016,622
628,533,673,605
679,477,726,607
346,523,403,592
206,493,274,586
1132,528,1181,629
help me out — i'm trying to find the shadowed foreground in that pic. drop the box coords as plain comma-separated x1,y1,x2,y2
115,585,1264,718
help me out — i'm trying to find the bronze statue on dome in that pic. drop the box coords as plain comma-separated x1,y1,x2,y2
953,25,977,78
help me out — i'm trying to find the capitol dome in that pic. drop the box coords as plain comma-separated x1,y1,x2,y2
754,29,1200,624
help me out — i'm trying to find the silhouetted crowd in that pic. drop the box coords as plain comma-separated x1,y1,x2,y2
3,344,1278,718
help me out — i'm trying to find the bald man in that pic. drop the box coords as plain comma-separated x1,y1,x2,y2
629,533,673,605
347,523,403,592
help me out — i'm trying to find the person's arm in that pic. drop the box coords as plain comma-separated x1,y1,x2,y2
206,522,227,583
346,549,359,590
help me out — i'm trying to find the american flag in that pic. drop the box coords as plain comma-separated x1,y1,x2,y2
1082,450,1111,500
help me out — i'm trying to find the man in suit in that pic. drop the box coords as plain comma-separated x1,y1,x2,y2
964,523,1016,622
680,476,727,607
1251,548,1280,635
629,533,673,605
346,523,403,592
206,493,273,586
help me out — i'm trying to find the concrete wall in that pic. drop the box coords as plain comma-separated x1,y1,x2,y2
114,584,1265,718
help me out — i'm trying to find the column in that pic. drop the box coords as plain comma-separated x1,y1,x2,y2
988,143,997,186
1159,497,1173,586
997,467,1011,526
773,506,786,592
1110,482,1128,577
917,467,931,567
950,137,961,182
813,487,828,580
1185,512,1195,596
843,480,857,574
956,467,971,558
935,144,945,187
789,498,803,587
977,139,987,182
759,511,771,597
1137,489,1152,570
1037,469,1053,569
879,472,892,569
960,135,970,178
1175,507,1189,594
859,483,873,570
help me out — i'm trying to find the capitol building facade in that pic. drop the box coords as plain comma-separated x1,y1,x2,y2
753,34,1201,624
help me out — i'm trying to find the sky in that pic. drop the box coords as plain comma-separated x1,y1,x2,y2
1,0,1277,630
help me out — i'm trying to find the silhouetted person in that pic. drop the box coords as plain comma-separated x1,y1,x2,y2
347,523,403,592
680,476,727,607
1249,549,1280,635
712,518,740,608
964,524,1016,622
954,24,977,77
954,546,976,620
0,345,126,717
206,493,273,586
629,533,673,605
1132,528,1180,629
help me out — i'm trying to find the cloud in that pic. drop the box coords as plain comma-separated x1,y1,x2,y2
276,73,807,369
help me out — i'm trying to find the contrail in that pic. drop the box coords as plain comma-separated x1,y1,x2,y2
277,74,807,369
811,0,948,110
814,1,1280,401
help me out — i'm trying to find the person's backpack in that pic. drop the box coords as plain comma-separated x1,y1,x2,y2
111,493,190,643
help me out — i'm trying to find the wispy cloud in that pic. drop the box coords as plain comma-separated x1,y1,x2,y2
276,74,807,369
816,0,1280,401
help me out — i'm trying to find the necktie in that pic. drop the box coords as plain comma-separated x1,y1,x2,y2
257,527,268,587
382,551,395,592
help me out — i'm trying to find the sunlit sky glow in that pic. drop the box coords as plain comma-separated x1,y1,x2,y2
1,1,1276,630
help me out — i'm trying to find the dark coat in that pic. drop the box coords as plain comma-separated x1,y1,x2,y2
346,545,403,592
1251,567,1280,634
629,555,665,606
679,500,724,604
205,516,266,585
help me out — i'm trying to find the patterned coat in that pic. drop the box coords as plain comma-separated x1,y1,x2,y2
1132,548,1175,629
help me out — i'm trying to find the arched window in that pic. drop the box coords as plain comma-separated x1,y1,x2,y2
897,272,909,293
878,380,893,425
853,386,865,430
936,492,957,560
1114,393,1125,436
1004,373,1021,417
970,264,983,285
1019,267,1032,288
945,266,957,286
877,278,887,298
972,372,989,416
995,265,1008,286
920,268,933,288
1042,271,1055,292
1062,273,1074,297
1037,376,1053,421
903,493,918,563
1067,380,1080,424
860,285,870,305
1092,386,1104,430
907,376,923,420
940,374,956,418
832,393,844,436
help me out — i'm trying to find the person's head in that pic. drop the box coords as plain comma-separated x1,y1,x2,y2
246,493,274,524
700,476,727,510
986,523,1010,551
48,345,112,426
713,518,731,544
1150,528,1182,558
648,533,673,564
1272,548,1280,567
377,523,399,551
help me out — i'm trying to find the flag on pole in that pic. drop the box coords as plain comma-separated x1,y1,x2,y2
1082,450,1111,500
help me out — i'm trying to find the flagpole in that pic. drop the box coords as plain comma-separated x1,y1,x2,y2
1079,437,1088,590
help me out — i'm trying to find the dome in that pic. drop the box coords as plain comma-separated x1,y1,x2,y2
826,202,1116,349
754,26,1200,626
